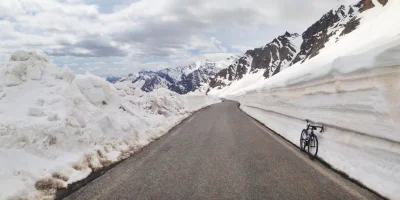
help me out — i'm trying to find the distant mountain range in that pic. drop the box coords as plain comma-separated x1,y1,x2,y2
114,56,239,94
105,76,121,83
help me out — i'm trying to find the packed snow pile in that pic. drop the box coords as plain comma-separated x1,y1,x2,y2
0,51,220,200
225,1,400,199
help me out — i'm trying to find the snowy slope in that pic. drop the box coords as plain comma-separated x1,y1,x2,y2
0,51,220,200
225,0,400,198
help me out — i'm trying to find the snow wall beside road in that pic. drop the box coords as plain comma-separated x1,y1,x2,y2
230,39,400,199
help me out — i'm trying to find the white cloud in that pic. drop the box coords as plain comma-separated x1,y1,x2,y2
0,0,361,75
231,45,253,53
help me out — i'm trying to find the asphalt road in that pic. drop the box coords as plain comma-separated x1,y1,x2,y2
65,101,382,200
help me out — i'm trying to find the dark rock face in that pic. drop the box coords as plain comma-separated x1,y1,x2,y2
180,69,212,93
234,53,253,80
140,76,170,92
290,4,362,64
291,9,340,64
359,0,376,12
379,0,389,5
209,58,241,89
340,17,361,36
210,32,301,89
258,32,300,78
357,0,387,12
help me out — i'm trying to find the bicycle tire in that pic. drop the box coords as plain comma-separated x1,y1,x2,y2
300,129,307,152
307,134,318,160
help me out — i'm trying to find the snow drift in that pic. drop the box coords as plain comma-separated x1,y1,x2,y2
223,0,400,199
0,51,219,199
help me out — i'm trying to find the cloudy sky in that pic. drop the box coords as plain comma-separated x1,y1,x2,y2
0,0,358,76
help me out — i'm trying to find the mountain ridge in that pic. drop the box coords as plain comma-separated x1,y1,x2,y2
208,0,386,92
118,57,239,94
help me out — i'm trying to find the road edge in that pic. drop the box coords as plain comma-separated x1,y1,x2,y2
55,104,215,200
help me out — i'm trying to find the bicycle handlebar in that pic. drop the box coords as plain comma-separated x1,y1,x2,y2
305,119,324,133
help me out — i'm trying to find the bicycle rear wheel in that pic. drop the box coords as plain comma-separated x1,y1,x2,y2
308,134,318,160
299,129,307,152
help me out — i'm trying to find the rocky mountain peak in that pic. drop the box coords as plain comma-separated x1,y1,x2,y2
284,31,291,37
289,0,378,65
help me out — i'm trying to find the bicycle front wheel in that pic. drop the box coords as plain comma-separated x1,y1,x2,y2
308,134,318,160
300,129,307,152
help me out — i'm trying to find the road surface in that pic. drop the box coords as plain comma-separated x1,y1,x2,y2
64,101,382,200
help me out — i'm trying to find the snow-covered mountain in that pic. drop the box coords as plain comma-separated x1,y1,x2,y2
120,57,239,94
209,0,385,94
210,32,301,90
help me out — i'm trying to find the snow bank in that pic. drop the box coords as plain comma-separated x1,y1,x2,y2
230,37,400,200
0,51,219,200
224,1,400,198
